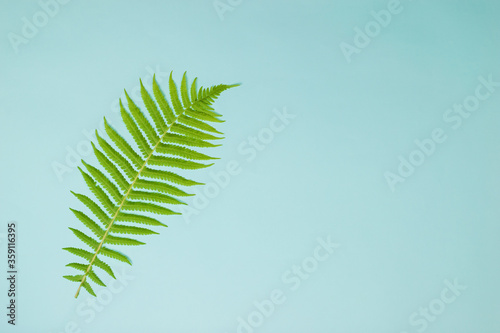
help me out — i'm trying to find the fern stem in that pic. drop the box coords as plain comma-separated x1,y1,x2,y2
74,97,207,298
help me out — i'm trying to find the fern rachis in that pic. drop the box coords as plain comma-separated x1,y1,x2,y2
63,72,238,298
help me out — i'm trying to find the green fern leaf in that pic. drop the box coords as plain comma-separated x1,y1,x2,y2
168,72,184,115
152,75,175,124
180,72,191,107
156,143,217,161
70,193,110,225
104,234,145,246
63,247,115,279
120,101,150,156
140,79,167,133
66,263,106,287
69,208,106,236
128,190,185,205
78,167,118,213
99,246,132,265
134,179,193,197
122,201,179,215
95,131,137,180
63,274,83,282
109,224,158,236
162,133,220,148
63,72,238,298
141,167,202,187
178,114,222,134
185,108,224,123
103,118,143,169
147,156,212,169
82,282,97,296
171,123,223,140
125,90,159,145
115,212,167,227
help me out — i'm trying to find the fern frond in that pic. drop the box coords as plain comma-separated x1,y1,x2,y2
64,72,238,298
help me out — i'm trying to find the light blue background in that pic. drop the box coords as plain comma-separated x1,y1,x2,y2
1,0,499,332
